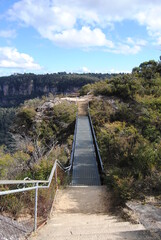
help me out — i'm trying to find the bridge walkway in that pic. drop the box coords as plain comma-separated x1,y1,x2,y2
71,116,101,186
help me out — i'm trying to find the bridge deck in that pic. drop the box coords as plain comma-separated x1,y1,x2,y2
72,116,101,186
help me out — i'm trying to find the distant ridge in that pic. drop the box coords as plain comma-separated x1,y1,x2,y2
0,72,114,107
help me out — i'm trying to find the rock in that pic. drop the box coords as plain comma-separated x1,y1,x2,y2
0,215,32,240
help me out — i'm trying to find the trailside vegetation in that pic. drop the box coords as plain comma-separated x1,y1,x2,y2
81,60,161,201
0,108,16,146
0,96,77,180
0,96,77,219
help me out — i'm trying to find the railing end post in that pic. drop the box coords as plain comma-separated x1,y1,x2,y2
34,182,38,232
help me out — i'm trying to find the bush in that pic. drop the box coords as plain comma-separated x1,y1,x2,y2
90,96,161,202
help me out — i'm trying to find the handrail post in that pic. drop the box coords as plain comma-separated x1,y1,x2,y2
55,165,58,189
34,182,38,232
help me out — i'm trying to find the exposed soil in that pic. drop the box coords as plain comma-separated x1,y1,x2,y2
77,101,88,116
61,96,92,116
53,186,114,215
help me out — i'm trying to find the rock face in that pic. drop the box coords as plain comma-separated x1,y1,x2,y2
0,77,59,107
0,215,32,240
0,73,101,107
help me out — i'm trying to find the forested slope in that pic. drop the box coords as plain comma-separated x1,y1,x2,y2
0,108,16,146
81,60,161,201
0,72,112,107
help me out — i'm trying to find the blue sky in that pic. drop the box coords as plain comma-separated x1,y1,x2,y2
0,0,161,76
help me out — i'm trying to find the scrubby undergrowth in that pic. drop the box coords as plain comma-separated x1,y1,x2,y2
82,60,161,202
0,95,77,221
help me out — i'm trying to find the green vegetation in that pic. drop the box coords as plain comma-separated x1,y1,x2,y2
0,96,77,219
8,98,76,179
1,59,161,217
83,60,161,201
0,108,16,146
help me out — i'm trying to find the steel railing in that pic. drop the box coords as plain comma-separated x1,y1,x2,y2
88,107,105,176
0,159,69,231
68,114,78,173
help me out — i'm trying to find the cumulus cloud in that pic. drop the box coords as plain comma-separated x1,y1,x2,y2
7,0,161,51
53,27,114,48
8,0,114,49
0,47,41,70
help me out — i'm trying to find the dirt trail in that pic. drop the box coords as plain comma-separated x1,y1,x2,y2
77,101,88,116
61,96,91,116
53,186,111,214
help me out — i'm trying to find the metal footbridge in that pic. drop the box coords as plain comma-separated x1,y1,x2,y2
72,116,101,186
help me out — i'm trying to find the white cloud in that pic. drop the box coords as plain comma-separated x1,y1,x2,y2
108,68,131,74
8,0,113,49
135,7,161,45
0,47,41,70
7,0,161,51
78,66,91,73
157,36,161,45
0,29,16,38
105,37,147,55
8,0,76,32
126,37,147,47
108,44,141,55
53,27,114,48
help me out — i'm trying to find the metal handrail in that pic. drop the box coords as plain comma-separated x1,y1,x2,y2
0,160,67,189
0,159,67,231
88,107,105,175
68,114,78,173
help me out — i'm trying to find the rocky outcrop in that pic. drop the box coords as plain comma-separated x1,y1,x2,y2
35,98,63,123
0,215,32,240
